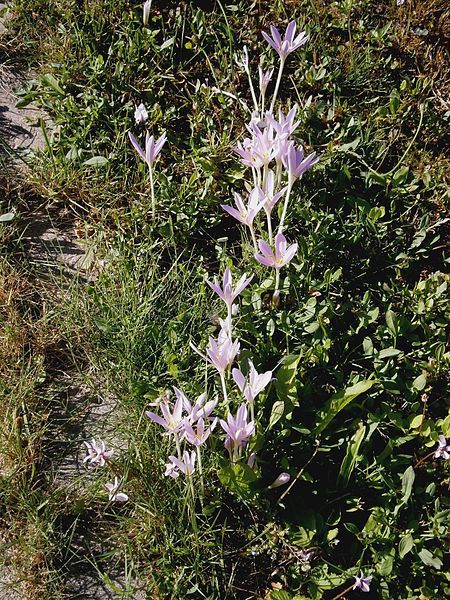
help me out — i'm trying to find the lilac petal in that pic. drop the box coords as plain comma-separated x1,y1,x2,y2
255,253,275,268
128,132,146,161
258,239,275,259
262,31,278,52
232,368,246,392
145,411,167,427
285,21,296,44
114,492,129,502
270,24,282,46
283,243,298,265
221,204,246,224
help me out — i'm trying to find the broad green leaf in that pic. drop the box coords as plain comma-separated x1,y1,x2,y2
314,380,375,435
217,462,257,500
386,309,398,336
378,347,401,359
338,424,366,488
401,466,415,503
399,533,414,558
272,354,300,426
160,36,175,50
377,554,394,576
40,73,64,95
83,156,109,167
412,373,427,391
418,548,442,569
0,211,15,222
269,400,285,430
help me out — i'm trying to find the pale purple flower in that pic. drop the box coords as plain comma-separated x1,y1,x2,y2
221,188,265,228
397,0,405,5
220,403,255,455
281,142,320,181
255,232,298,269
262,170,286,214
268,472,290,489
83,438,113,467
266,106,300,138
184,417,218,447
143,0,152,25
190,329,240,374
353,571,372,593
128,131,167,168
146,392,184,435
232,360,272,403
206,267,254,309
165,450,196,478
134,103,148,124
234,139,265,169
174,388,217,423
434,435,450,460
246,122,277,166
236,45,250,72
247,452,257,469
262,21,308,61
258,65,274,96
105,477,129,502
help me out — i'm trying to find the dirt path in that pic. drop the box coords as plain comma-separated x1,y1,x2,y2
1,7,146,599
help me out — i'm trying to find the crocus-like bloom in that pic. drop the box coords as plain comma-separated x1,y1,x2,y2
128,131,167,168
184,417,218,447
353,571,373,593
146,393,184,435
236,45,250,72
258,65,274,96
143,0,152,25
268,472,290,489
191,328,240,374
262,170,286,214
220,404,255,453
105,477,129,502
173,388,217,423
262,21,308,61
222,188,265,228
134,103,148,124
232,361,272,403
255,232,298,269
234,139,265,169
165,450,196,478
281,142,320,181
83,438,113,467
434,435,450,460
266,106,300,139
206,268,254,309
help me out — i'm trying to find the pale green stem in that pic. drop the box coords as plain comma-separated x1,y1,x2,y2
174,433,182,460
251,166,258,188
246,68,259,112
278,178,294,235
256,167,262,187
274,269,280,297
275,160,283,189
226,303,233,337
262,164,268,189
249,224,258,253
220,371,229,405
265,209,273,244
270,58,285,113
196,446,205,498
249,399,255,426
149,163,155,218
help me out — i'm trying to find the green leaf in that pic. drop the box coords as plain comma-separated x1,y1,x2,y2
412,373,427,391
418,548,442,569
217,462,257,500
401,466,415,504
378,347,401,359
386,309,398,336
160,36,175,50
272,355,300,427
377,554,394,576
83,156,109,167
0,211,15,222
398,533,414,558
40,73,65,95
314,380,375,435
269,400,285,430
338,424,366,488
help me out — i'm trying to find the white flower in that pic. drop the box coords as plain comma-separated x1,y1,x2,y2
105,477,129,502
134,103,148,124
434,435,450,460
143,0,152,26
83,438,113,467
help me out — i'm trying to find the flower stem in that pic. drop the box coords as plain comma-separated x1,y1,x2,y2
220,372,229,405
278,179,293,235
270,58,285,113
174,433,182,460
414,450,435,468
265,209,273,244
330,583,355,600
246,68,259,113
249,225,258,253
196,446,205,499
227,303,233,337
149,163,155,218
